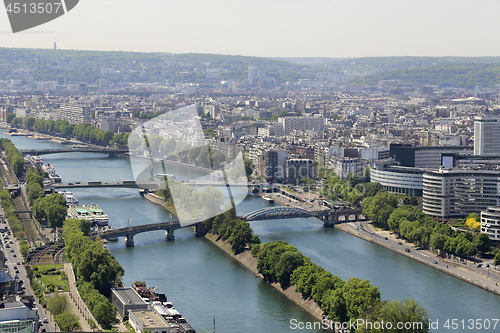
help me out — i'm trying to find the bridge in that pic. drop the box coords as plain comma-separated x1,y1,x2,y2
54,180,251,189
20,148,135,157
240,206,365,226
54,180,159,189
88,207,364,246
91,220,205,246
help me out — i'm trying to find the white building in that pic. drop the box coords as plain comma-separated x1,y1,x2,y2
59,103,91,124
480,206,500,244
370,163,424,196
423,168,500,221
474,116,500,155
328,156,362,179
278,116,324,136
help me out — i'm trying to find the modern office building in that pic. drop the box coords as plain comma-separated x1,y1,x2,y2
389,144,472,168
370,162,424,196
423,168,500,221
480,206,500,244
474,116,500,155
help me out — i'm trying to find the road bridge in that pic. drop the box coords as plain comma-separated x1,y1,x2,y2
91,220,205,246
54,180,159,189
88,207,364,246
20,148,137,157
240,206,365,226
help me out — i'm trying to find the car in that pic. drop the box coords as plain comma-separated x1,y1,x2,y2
384,237,388,240
433,261,438,264
14,269,18,273
13,254,16,257
477,264,482,268
486,264,490,267
398,242,403,245
41,329,46,332
9,249,13,252
75,182,80,184
16,261,20,265
405,248,410,252
68,183,73,185
43,318,48,323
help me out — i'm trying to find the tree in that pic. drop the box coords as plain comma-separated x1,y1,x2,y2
494,252,500,267
244,159,254,177
301,177,315,187
48,293,68,316
26,182,44,205
26,168,43,188
25,117,36,129
6,113,15,123
55,311,80,332
159,138,177,156
274,250,306,287
473,233,492,254
358,299,430,333
211,150,225,169
33,197,48,220
188,146,201,163
197,146,212,168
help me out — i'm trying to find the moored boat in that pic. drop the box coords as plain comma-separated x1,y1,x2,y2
84,204,108,226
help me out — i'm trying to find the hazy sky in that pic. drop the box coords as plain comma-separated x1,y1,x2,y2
2,0,500,58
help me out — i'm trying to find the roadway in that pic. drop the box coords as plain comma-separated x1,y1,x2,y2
339,220,500,295
0,217,55,332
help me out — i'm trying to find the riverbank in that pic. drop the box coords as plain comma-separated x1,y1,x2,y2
265,190,500,297
336,222,500,297
204,232,325,321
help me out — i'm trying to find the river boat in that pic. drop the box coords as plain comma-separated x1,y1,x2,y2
42,163,56,175
48,173,62,183
101,225,118,241
67,205,93,222
61,190,79,206
30,155,43,166
84,204,109,226
262,196,274,204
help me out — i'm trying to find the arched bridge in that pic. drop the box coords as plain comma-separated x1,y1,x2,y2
90,220,205,246
241,206,365,226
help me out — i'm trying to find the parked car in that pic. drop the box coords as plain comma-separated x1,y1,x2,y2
398,242,403,245
433,261,438,264
405,248,411,253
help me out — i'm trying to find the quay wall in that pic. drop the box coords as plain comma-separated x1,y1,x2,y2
204,233,324,321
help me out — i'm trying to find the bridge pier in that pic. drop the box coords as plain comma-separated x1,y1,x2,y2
323,214,339,227
194,223,206,237
165,225,175,241
125,235,134,247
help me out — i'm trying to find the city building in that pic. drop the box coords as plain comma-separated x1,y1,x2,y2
278,116,324,136
474,116,500,155
480,206,500,244
59,103,91,124
370,162,424,196
285,159,314,185
423,168,500,221
111,288,149,318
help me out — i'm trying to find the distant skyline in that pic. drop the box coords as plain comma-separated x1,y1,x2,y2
2,0,500,58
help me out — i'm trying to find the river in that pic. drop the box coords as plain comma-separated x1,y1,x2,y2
3,133,500,332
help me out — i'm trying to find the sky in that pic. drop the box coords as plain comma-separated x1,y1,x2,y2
1,0,500,58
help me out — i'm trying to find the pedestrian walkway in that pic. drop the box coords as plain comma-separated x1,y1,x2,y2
63,263,95,331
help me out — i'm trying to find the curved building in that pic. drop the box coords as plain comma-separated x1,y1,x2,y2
370,164,424,196
481,207,500,243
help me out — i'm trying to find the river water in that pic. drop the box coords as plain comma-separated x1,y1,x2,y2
4,133,500,333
